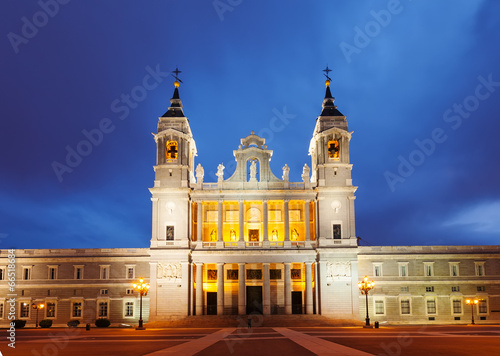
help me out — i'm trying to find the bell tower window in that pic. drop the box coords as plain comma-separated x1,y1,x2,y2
166,140,178,161
328,140,340,159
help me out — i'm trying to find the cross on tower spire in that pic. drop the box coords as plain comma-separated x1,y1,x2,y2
323,65,332,82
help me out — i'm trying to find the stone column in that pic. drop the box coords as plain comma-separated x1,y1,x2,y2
238,263,246,315
195,262,203,315
305,262,313,314
239,200,244,242
181,261,190,316
284,262,291,314
151,198,159,241
218,200,223,242
217,262,224,315
284,199,290,241
197,202,202,242
305,200,310,241
263,263,271,315
263,200,268,241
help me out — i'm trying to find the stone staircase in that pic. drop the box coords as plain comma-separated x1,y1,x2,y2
146,315,363,328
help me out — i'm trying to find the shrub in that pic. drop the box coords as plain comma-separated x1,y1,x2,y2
67,320,80,327
95,318,111,328
13,320,26,328
39,319,53,328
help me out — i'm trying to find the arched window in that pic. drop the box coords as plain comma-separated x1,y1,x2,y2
328,140,340,159
166,140,178,160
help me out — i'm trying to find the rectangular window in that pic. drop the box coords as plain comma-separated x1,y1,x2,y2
0,268,5,280
166,225,174,240
452,299,462,314
270,269,282,280
20,303,30,318
72,302,82,318
425,286,434,292
126,288,134,295
399,263,408,277
48,267,57,280
375,300,384,315
424,263,434,277
373,264,382,277
400,286,409,292
332,224,341,239
100,266,110,280
0,302,3,318
475,262,485,276
46,302,56,318
74,266,84,280
427,299,436,314
478,299,487,314
451,286,460,292
100,289,108,295
127,267,135,279
450,263,459,277
477,286,486,292
125,302,134,317
23,267,31,280
98,302,108,318
401,300,410,315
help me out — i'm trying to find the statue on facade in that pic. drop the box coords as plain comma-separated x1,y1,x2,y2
216,163,224,182
196,163,204,183
282,164,290,182
249,159,257,182
302,164,310,183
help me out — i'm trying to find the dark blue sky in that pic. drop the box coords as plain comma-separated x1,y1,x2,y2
1,1,499,249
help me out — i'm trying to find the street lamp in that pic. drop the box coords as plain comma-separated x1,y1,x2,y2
465,298,479,325
133,277,150,330
358,276,375,328
31,303,45,328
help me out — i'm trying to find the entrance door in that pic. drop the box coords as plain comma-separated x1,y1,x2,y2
248,229,259,241
207,292,217,315
292,291,303,314
246,286,263,314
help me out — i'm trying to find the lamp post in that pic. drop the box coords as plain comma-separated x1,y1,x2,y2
133,277,150,330
358,276,375,328
465,298,479,325
31,303,45,328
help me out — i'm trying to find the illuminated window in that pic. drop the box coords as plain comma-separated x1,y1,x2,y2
166,140,178,160
328,140,340,159
288,200,305,241
268,200,284,242
46,303,56,318
20,303,30,318
202,202,218,242
222,201,239,242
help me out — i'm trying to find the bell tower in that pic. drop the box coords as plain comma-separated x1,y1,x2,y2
150,74,196,248
309,68,357,245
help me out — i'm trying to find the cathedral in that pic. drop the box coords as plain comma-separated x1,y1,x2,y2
1,75,499,327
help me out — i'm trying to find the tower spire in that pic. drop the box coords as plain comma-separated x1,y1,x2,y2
320,66,343,117
162,67,185,117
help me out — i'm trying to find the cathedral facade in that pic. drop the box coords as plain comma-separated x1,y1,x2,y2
1,78,499,327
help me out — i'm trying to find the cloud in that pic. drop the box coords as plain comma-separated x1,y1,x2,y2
442,200,500,233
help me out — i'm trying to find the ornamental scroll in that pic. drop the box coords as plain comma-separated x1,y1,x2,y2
326,261,351,280
157,262,182,281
